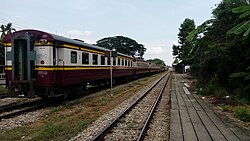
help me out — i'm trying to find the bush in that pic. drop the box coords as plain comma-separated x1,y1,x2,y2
234,106,250,122
197,81,228,98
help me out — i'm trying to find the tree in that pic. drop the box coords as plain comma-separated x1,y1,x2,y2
0,23,16,40
227,3,250,102
172,18,196,64
227,5,250,37
180,0,250,102
0,23,16,65
147,58,165,66
96,36,146,58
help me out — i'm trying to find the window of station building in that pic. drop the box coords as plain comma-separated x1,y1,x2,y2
92,54,98,65
71,51,77,63
82,52,89,64
101,56,105,65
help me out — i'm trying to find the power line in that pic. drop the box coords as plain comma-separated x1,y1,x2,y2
0,18,27,30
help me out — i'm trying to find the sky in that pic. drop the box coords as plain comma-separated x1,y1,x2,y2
0,0,221,66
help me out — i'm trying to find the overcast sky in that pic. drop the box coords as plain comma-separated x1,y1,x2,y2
1,0,221,65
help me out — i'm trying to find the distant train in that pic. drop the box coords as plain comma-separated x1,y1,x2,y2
4,29,164,98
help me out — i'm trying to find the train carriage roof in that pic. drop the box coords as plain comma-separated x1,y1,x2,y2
4,29,133,59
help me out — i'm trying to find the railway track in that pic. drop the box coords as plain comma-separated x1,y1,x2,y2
91,72,171,141
0,93,8,99
0,83,115,121
0,99,55,120
0,98,43,113
0,82,116,121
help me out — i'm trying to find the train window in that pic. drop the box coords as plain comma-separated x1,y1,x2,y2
82,52,89,64
107,57,110,65
118,58,120,66
71,51,77,63
121,59,124,66
92,54,98,65
101,56,105,65
113,58,116,66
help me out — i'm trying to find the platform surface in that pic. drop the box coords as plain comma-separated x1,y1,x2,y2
170,73,250,141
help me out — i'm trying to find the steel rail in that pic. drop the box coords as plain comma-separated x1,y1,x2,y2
137,72,171,141
91,72,169,141
0,93,8,99
0,98,62,120
0,99,43,114
0,101,48,120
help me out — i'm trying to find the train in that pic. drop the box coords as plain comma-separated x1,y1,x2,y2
4,29,164,98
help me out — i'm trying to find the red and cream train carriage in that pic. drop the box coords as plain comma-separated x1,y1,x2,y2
4,29,162,98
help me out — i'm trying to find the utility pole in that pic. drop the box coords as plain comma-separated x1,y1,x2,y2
105,49,117,100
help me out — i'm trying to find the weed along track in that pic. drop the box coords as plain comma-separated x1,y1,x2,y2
90,72,171,141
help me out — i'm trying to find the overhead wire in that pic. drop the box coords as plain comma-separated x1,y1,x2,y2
0,18,27,30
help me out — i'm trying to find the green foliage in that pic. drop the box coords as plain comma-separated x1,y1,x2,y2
234,106,250,122
230,72,248,78
219,104,230,112
172,44,180,56
172,18,196,63
227,5,250,37
172,58,179,64
96,36,146,58
0,23,16,40
0,86,7,93
229,66,250,103
186,19,215,42
37,122,67,140
146,58,166,66
197,79,228,98
227,21,250,36
0,22,16,65
174,0,250,103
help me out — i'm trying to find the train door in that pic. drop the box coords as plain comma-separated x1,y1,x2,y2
57,47,64,83
14,39,27,80
52,46,57,84
6,33,36,97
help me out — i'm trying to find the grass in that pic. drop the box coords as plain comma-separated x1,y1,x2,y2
0,72,165,141
0,85,7,94
218,104,230,112
217,102,250,122
234,106,250,122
